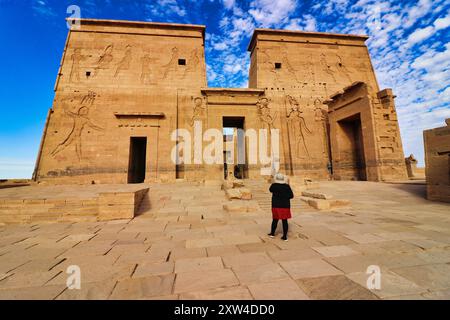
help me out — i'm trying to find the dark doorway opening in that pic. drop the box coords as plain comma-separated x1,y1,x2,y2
128,137,147,183
338,114,367,180
223,117,247,180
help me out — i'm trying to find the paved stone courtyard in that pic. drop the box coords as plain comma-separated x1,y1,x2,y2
1,180,450,300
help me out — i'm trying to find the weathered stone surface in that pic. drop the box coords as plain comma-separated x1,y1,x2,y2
174,257,223,273
174,269,239,294
391,264,450,291
347,271,426,299
302,191,333,200
133,262,174,278
110,274,175,299
180,286,253,300
423,119,450,203
297,275,378,300
312,245,359,258
248,279,310,300
307,199,330,210
233,263,290,285
280,259,343,279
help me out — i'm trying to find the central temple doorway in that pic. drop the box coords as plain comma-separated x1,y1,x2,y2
223,117,247,180
337,114,367,180
128,137,147,183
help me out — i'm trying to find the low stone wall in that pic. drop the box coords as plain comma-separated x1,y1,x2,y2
0,187,149,224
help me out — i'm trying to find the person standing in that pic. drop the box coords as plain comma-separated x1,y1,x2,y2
268,173,294,241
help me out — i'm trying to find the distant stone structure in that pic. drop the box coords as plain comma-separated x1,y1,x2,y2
33,19,407,184
424,119,450,202
405,154,425,179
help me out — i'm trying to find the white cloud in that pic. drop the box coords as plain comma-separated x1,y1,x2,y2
223,0,235,10
248,0,298,28
434,14,450,30
407,26,435,46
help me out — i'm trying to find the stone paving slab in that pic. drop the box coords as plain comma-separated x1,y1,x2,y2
280,259,343,279
297,275,378,300
248,279,310,300
346,271,427,299
312,245,359,258
174,257,223,273
174,269,239,294
232,263,290,285
179,286,253,300
110,274,175,299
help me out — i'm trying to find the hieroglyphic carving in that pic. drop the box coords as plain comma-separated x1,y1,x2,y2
190,97,205,126
94,44,113,76
286,95,312,159
115,45,132,77
69,48,87,83
162,47,179,79
51,91,103,160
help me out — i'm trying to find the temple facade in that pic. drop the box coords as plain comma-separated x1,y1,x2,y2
33,18,408,184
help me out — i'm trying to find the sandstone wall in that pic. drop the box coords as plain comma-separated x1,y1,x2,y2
34,20,206,184
424,120,450,202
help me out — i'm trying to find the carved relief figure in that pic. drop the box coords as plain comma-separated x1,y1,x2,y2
336,55,352,83
259,49,278,83
140,53,157,85
162,47,179,79
280,51,299,83
319,53,336,83
115,45,132,77
51,91,103,160
94,44,114,76
314,98,329,157
257,98,277,131
286,95,312,159
69,48,87,83
298,54,315,84
183,48,200,78
190,97,205,126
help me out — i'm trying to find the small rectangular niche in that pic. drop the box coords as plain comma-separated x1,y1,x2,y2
275,62,282,69
178,59,186,66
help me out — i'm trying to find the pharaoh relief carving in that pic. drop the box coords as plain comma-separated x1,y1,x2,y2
51,91,104,161
140,53,157,85
298,54,315,84
286,95,312,159
314,98,329,157
190,97,206,127
69,48,87,83
162,47,180,79
114,45,132,77
94,44,114,76
257,97,277,131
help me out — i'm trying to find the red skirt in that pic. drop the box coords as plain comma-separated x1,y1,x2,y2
272,207,292,220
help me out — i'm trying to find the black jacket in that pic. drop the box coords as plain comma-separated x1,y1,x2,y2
269,183,294,208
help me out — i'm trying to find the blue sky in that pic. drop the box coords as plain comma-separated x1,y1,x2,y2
0,0,449,178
